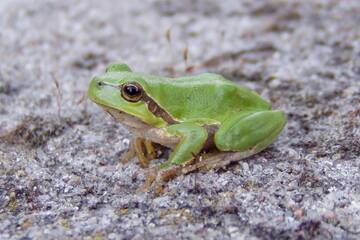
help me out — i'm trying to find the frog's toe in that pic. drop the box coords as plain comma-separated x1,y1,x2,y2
120,141,136,163
133,138,150,168
144,139,158,160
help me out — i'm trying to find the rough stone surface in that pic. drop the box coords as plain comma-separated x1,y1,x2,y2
1,0,360,239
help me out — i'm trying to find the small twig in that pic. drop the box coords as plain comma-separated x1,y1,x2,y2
76,91,86,105
183,45,194,73
76,91,89,117
165,27,176,76
51,72,62,119
199,43,276,68
183,46,188,65
165,27,171,44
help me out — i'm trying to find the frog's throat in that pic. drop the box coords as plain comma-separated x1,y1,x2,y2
99,104,152,130
142,92,179,125
99,104,180,148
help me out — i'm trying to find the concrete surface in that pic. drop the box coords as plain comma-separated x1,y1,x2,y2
0,0,359,239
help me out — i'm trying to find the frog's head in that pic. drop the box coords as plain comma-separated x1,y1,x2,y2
88,63,167,128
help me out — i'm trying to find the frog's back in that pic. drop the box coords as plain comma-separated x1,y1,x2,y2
143,73,271,123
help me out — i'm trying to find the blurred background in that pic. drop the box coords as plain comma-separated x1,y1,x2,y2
1,0,359,239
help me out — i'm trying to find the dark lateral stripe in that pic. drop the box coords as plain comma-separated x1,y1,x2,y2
142,93,179,124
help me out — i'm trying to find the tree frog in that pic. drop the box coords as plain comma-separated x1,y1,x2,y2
88,63,286,188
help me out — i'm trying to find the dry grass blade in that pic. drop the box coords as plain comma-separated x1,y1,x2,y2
51,72,62,119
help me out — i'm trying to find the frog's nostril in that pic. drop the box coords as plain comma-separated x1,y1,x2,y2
97,81,104,87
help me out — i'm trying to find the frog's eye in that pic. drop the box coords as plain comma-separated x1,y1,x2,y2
121,82,143,102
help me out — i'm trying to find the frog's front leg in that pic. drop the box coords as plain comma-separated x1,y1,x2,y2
166,123,208,166
139,123,208,193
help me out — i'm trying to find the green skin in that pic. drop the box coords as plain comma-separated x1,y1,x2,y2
88,63,286,168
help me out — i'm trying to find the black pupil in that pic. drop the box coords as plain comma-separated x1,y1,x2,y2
125,85,139,96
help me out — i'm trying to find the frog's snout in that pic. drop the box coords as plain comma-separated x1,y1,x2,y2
92,78,120,90
88,77,102,102
91,77,105,89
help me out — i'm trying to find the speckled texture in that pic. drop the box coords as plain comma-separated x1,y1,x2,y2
1,0,359,239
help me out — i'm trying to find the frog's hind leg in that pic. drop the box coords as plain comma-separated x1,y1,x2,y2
180,110,286,173
214,110,286,154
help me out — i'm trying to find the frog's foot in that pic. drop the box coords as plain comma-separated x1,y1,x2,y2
136,151,256,194
182,150,256,173
121,138,160,168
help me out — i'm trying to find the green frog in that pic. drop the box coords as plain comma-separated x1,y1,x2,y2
88,63,286,190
